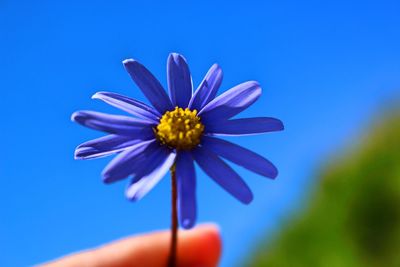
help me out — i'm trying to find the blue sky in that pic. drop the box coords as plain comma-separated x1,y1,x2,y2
1,1,399,266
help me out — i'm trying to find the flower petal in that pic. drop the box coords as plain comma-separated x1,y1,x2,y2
167,53,193,108
123,59,173,113
92,91,160,122
205,117,284,136
101,140,158,183
71,110,155,137
189,64,223,111
175,151,196,229
201,136,278,178
198,81,261,123
126,150,176,201
74,135,144,160
192,146,253,204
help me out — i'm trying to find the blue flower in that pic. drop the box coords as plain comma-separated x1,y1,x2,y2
72,53,284,229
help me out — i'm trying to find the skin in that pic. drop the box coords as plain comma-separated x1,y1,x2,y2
40,224,222,267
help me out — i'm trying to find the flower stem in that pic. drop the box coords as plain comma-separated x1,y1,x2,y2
168,165,178,267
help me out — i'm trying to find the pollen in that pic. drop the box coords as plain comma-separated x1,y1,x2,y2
155,107,204,150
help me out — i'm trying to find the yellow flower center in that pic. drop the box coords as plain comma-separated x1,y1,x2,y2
155,107,204,150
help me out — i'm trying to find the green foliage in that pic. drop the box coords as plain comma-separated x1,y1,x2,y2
248,111,400,267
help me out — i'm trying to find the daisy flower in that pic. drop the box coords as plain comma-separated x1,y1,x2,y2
72,53,283,229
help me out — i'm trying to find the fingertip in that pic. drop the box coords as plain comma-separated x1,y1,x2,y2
41,225,223,267
195,223,222,251
200,225,222,267
178,223,222,267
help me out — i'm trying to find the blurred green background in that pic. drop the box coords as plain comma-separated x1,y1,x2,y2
248,109,400,266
